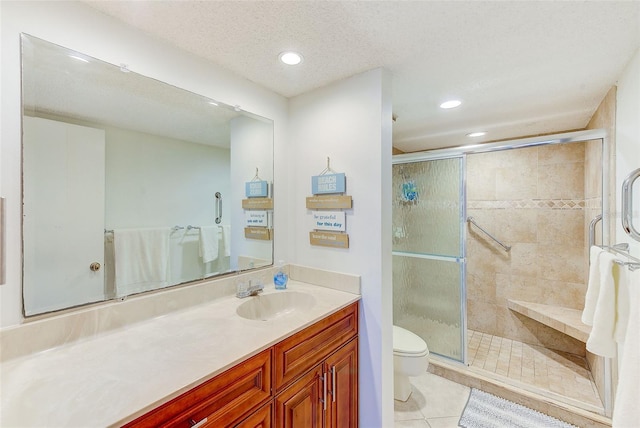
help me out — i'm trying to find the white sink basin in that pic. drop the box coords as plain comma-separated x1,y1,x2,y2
236,291,316,321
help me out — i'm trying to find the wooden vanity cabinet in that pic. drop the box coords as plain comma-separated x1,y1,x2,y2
274,303,358,428
274,303,358,392
122,302,358,428
123,349,272,428
274,338,358,428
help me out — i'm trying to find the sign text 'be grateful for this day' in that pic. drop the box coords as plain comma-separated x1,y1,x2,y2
312,211,346,232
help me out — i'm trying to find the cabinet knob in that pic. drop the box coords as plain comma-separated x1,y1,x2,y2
89,262,101,272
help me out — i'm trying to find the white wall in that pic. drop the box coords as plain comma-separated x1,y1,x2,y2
106,127,230,229
289,68,394,428
230,116,274,270
615,48,640,256
0,1,288,327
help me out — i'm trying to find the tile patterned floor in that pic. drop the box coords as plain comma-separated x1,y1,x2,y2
394,372,470,428
467,330,603,409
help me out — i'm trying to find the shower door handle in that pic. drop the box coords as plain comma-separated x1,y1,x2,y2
621,168,640,242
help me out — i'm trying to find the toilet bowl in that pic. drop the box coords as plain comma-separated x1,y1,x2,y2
393,325,429,401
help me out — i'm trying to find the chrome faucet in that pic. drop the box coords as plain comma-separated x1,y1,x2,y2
236,280,264,298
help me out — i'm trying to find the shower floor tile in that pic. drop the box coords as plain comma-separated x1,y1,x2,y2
467,330,603,410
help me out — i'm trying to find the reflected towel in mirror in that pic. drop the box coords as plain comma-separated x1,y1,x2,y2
113,227,171,297
221,225,231,257
199,226,219,263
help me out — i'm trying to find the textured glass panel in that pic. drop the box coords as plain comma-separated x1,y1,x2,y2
393,255,462,360
392,158,462,257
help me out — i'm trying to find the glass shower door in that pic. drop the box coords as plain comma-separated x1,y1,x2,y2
392,157,465,362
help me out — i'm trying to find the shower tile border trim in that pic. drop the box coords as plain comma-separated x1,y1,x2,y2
467,198,602,210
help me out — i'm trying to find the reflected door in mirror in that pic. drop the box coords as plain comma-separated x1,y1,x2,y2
23,117,106,315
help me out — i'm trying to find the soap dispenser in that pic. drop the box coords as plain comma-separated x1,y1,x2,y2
273,260,288,290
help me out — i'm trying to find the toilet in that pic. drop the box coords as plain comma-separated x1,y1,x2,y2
393,325,429,401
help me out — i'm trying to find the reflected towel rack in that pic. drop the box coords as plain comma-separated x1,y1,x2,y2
467,216,511,252
104,225,185,234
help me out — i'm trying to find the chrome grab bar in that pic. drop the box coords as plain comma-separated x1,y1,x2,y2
589,214,603,248
621,167,640,242
215,192,222,224
467,216,511,252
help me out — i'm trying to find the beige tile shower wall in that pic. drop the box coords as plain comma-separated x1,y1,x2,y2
466,144,587,356
586,86,616,411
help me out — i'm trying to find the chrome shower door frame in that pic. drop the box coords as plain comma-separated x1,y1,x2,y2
394,128,610,412
392,154,467,364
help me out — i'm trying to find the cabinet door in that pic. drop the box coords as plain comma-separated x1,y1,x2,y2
325,339,358,428
234,402,272,428
275,365,323,428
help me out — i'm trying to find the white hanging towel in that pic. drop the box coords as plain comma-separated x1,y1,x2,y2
612,268,640,427
199,226,219,263
586,252,618,358
221,225,231,257
582,246,604,325
113,227,171,297
614,266,630,343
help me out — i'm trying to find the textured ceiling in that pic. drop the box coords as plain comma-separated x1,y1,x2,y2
84,1,640,152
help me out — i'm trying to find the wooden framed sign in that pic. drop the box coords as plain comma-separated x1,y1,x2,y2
306,195,352,209
311,173,346,195
242,198,273,210
245,180,269,198
312,211,346,232
309,231,349,248
245,227,272,240
245,210,268,227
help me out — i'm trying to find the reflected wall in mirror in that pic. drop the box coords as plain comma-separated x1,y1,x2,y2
21,34,274,316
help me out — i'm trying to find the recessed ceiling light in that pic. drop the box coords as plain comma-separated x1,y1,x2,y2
467,131,487,138
440,99,462,109
279,51,303,65
208,101,219,106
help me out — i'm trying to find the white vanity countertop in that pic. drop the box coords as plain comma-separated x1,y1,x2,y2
0,281,360,427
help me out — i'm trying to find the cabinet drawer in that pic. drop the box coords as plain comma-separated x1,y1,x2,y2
124,348,272,428
274,302,358,392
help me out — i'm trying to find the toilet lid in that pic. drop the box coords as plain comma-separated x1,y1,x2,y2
393,326,428,355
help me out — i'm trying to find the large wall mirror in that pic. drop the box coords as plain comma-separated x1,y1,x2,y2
21,34,274,316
